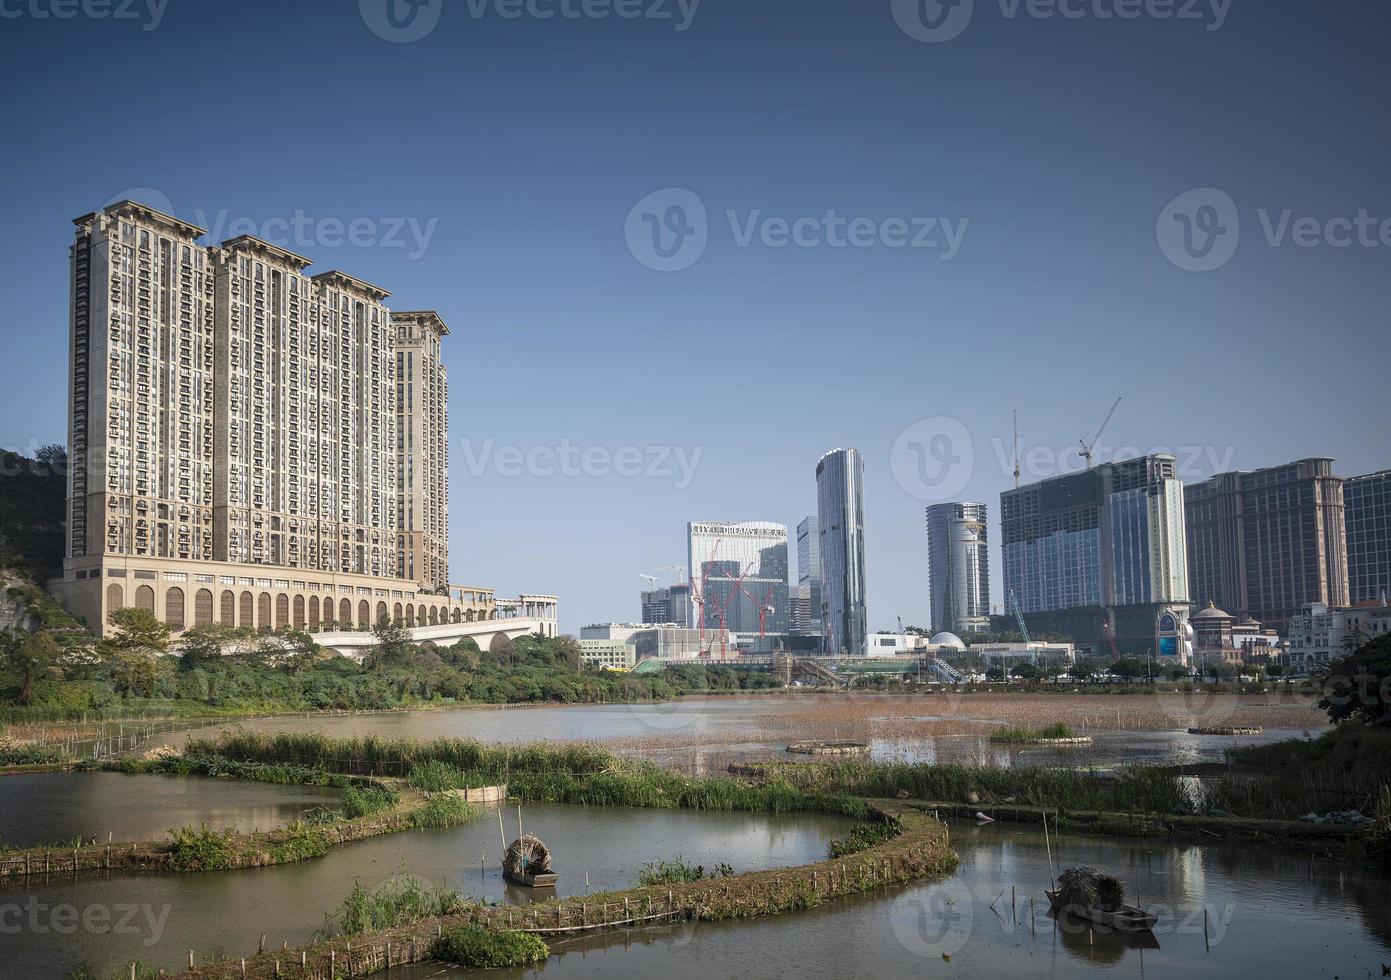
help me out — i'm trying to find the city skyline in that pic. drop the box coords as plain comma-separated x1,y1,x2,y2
0,3,1388,634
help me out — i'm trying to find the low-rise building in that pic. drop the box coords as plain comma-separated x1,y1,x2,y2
1287,598,1391,674
578,638,636,670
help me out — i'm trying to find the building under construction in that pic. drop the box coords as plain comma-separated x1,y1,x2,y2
1000,455,1191,659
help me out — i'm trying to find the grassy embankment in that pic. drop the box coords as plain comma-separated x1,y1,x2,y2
164,798,953,980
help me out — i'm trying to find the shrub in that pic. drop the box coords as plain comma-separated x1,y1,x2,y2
828,817,902,857
430,925,548,969
410,792,475,828
319,873,466,937
167,825,234,871
637,856,734,885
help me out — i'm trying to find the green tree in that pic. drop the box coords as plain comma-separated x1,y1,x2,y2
2,630,61,705
1068,661,1095,682
368,617,415,668
1318,633,1391,727
105,607,171,653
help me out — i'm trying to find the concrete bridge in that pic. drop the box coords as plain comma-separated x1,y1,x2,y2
314,617,552,658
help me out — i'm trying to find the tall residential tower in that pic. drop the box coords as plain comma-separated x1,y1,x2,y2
925,502,990,634
1185,458,1348,631
55,199,502,635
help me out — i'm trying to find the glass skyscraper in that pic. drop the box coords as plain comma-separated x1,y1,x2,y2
686,522,789,635
816,449,866,655
795,516,822,635
1345,469,1391,604
925,502,990,634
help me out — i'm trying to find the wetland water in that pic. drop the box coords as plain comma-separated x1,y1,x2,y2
152,696,1322,772
394,819,1391,980
0,792,853,978
0,772,342,848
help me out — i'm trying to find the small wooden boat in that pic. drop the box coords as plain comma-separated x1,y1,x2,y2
1046,890,1158,933
503,833,557,888
504,868,558,888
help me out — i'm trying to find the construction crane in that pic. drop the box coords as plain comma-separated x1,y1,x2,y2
1012,409,1021,489
1008,588,1031,645
639,573,659,590
1079,397,1121,469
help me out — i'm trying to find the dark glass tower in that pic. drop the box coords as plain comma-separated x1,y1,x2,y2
816,449,866,655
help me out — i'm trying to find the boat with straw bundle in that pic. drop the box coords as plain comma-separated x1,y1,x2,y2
499,804,557,887
1046,867,1158,933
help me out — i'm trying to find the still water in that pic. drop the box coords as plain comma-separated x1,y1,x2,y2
152,699,1316,772
0,795,853,978
394,819,1391,980
0,771,342,848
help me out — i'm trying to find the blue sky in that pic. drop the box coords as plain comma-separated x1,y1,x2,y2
1,0,1386,632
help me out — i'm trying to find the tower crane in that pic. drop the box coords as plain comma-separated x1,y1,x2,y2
1079,397,1122,469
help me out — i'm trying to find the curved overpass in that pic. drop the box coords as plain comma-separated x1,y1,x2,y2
315,617,551,658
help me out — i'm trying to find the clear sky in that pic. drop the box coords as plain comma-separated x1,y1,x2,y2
1,0,1386,633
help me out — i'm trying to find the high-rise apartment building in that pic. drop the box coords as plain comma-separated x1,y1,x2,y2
1001,455,1189,656
816,449,866,655
392,311,450,589
925,502,990,634
55,200,492,634
1345,469,1391,604
1185,458,1349,631
794,516,822,636
687,522,789,635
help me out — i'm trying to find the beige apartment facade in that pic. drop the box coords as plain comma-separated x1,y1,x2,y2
55,199,512,637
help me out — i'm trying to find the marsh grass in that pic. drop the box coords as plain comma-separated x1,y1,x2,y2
318,872,468,937
410,792,475,828
990,722,1080,742
431,925,549,969
638,856,734,885
167,825,234,871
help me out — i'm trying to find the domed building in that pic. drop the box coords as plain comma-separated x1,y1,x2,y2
928,631,966,650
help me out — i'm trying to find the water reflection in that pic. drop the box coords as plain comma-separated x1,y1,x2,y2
149,701,1317,773
0,802,851,979
387,820,1391,980
0,772,341,848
